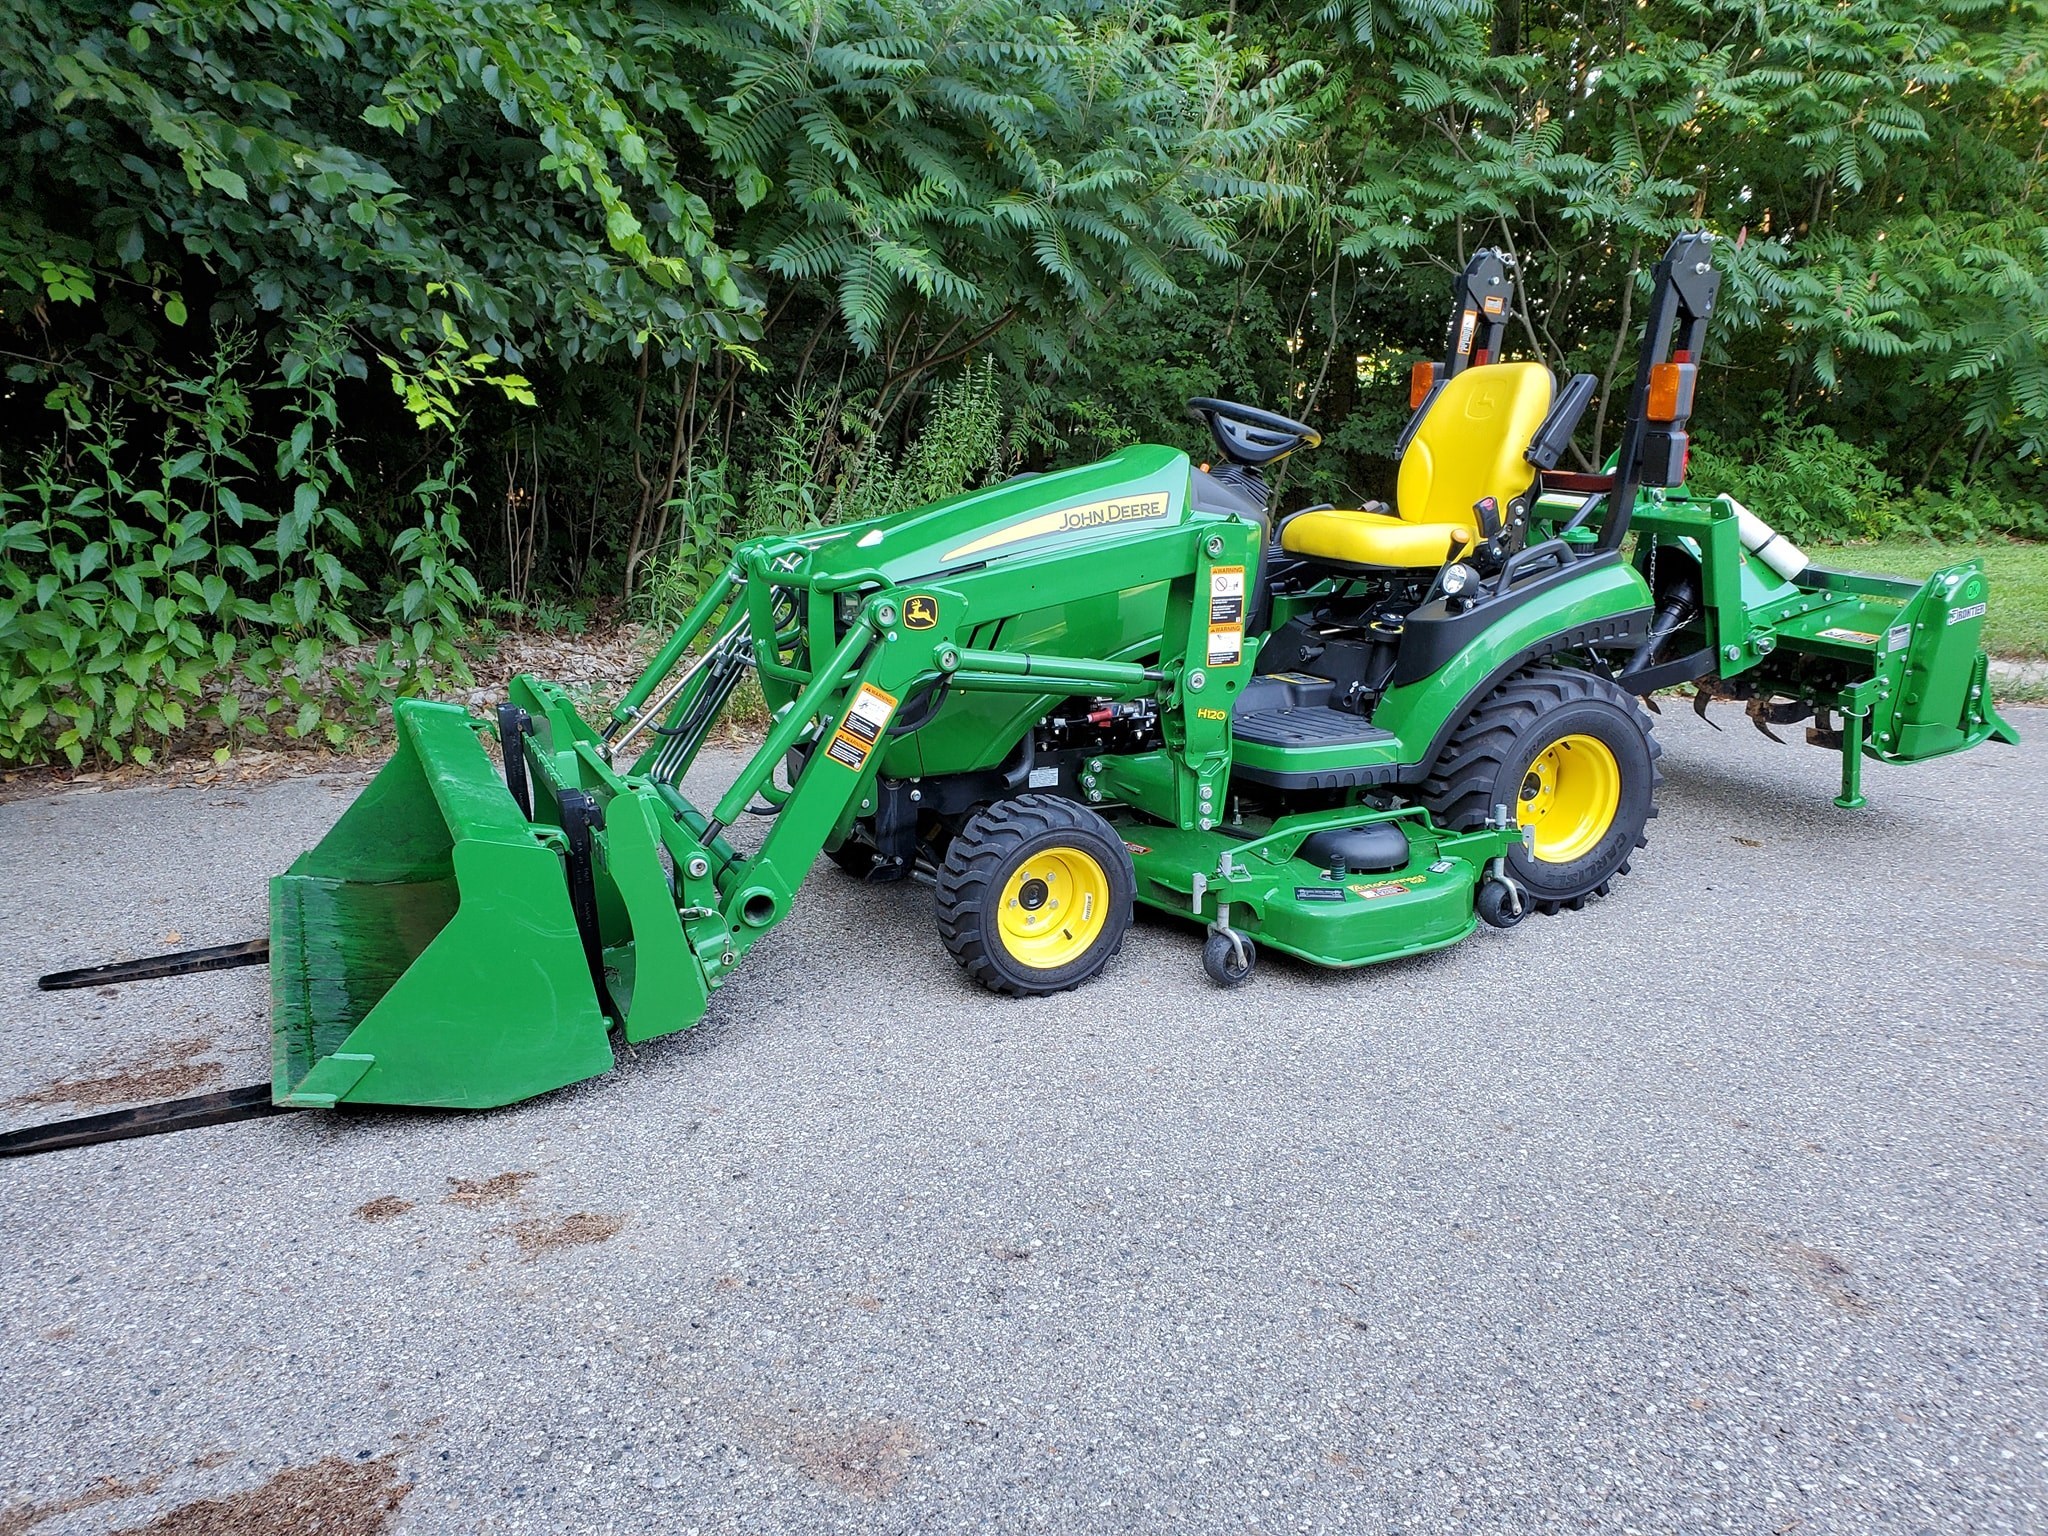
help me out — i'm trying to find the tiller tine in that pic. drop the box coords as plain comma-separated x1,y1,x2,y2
268,699,614,1109
1745,695,1814,745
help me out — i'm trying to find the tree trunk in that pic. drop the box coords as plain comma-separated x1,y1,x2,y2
1590,246,1641,465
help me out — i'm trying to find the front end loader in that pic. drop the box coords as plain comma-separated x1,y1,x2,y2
263,429,1533,1109
10,233,2015,1143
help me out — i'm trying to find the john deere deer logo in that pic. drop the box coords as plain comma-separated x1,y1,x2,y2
904,595,939,629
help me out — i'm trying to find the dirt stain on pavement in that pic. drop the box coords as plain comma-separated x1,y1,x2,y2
0,1473,163,1536
4,1037,222,1110
782,1419,925,1500
1773,1240,1876,1315
442,1170,535,1208
104,1453,410,1535
352,1196,414,1223
501,1211,626,1258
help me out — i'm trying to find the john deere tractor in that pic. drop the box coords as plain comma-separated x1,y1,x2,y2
27,233,2014,1127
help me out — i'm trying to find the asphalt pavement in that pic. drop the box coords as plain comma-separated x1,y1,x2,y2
2,704,2043,1534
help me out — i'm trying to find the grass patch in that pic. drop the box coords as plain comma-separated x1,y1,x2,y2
1811,537,2048,660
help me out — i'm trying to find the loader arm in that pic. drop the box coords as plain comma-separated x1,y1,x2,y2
268,482,1265,1109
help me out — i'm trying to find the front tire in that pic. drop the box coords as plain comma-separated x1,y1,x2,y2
935,795,1135,997
1422,665,1660,913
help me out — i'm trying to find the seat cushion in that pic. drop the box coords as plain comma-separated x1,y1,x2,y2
1280,509,1473,569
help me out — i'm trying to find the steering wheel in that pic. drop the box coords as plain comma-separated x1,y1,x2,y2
1188,397,1322,468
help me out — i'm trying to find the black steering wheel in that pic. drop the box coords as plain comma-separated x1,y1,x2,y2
1188,397,1322,468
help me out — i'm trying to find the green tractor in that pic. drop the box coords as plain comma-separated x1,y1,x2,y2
29,233,2016,1129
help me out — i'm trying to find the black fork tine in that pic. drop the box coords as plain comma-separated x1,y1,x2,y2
0,1083,293,1158
37,938,270,991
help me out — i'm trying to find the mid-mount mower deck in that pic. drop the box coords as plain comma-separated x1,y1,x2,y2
10,233,2016,1146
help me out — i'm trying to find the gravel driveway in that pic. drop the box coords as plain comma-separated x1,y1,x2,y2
3,705,2043,1534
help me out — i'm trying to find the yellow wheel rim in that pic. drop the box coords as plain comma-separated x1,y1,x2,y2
996,847,1111,970
1516,733,1621,863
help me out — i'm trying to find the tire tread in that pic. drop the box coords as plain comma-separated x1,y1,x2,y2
935,794,1132,996
1420,664,1662,915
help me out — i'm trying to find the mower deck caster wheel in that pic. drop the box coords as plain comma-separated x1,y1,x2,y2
1202,930,1257,987
1475,877,1526,930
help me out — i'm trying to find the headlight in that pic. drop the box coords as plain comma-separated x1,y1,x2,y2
1441,562,1480,598
834,587,879,633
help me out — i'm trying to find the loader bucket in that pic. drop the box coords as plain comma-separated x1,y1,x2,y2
268,699,614,1109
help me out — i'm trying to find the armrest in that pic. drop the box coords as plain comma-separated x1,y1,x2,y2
1525,372,1599,470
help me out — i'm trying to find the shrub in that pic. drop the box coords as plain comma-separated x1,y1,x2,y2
1684,421,1903,543
0,338,480,766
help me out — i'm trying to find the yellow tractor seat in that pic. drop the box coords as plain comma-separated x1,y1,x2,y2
1280,361,1555,570
1279,510,1473,568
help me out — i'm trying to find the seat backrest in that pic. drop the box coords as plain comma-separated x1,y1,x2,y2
1396,361,1553,535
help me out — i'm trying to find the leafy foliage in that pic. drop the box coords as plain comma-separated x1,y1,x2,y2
1685,422,1905,544
0,334,477,765
660,0,1308,357
3,0,2044,769
836,359,1008,523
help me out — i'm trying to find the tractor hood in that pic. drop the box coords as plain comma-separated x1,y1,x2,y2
805,443,1195,586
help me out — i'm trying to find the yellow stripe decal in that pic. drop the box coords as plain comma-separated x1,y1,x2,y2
942,492,1170,562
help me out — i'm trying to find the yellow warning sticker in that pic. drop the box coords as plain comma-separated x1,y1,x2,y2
1208,564,1245,667
1816,626,1879,645
824,683,898,772
1349,875,1427,900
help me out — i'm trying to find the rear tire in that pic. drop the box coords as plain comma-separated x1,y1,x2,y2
936,795,1135,997
1421,665,1660,913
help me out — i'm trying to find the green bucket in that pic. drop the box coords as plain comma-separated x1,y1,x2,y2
269,700,614,1108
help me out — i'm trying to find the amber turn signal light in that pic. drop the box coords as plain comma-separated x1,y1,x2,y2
1645,361,1696,422
1409,360,1437,410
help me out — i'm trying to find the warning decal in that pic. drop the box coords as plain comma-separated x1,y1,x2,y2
1349,874,1427,900
1481,294,1505,316
1816,626,1880,646
824,683,898,772
1455,310,1477,355
1208,564,1245,667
